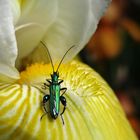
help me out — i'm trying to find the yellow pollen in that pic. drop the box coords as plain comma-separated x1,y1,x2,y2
18,63,54,85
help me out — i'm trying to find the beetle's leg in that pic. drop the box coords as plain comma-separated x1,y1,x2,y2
59,79,67,95
58,79,63,84
60,87,67,96
44,83,49,87
46,79,52,84
43,95,50,110
40,106,48,120
42,82,49,90
40,95,50,120
40,113,47,120
60,96,66,115
42,79,51,90
60,114,65,125
60,96,67,125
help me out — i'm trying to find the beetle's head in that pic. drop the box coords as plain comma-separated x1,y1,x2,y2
51,72,59,82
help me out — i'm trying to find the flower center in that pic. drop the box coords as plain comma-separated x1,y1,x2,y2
18,63,53,85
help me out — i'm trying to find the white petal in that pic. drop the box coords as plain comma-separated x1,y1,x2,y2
42,0,111,63
16,23,45,59
10,0,21,25
15,0,111,65
15,0,58,61
0,0,19,79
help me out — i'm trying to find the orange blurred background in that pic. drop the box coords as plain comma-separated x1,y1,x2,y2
80,0,140,138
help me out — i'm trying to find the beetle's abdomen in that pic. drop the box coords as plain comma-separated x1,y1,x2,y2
50,84,60,119
51,108,58,119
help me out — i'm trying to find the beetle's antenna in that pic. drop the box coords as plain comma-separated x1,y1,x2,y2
40,41,54,72
56,45,75,73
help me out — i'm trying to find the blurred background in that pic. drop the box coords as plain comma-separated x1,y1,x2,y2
80,0,140,138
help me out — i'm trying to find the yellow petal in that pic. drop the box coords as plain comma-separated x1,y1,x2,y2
0,61,137,140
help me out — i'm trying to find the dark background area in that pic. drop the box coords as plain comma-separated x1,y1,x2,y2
80,0,140,138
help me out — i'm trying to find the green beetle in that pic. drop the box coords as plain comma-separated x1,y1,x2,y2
40,41,74,124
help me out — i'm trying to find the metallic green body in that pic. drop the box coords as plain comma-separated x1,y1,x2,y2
40,41,73,124
49,73,60,119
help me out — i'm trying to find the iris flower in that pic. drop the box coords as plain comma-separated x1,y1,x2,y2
0,0,138,140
